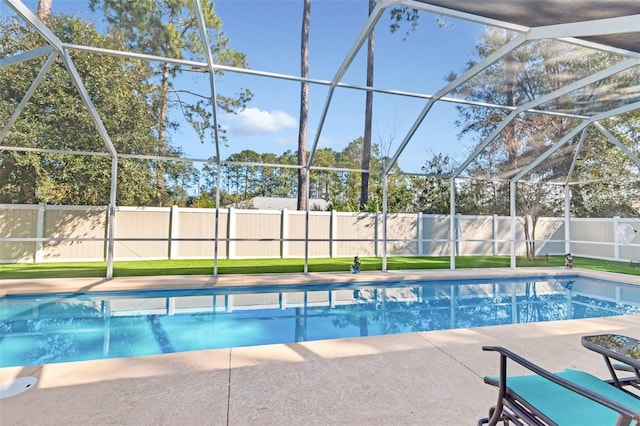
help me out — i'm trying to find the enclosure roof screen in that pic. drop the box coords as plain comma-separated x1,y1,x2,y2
416,0,639,54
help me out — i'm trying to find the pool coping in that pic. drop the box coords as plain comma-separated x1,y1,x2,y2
0,266,638,297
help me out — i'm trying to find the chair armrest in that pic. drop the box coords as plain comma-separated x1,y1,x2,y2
614,363,637,373
482,345,640,421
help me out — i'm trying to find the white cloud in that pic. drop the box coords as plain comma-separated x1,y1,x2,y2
223,107,297,136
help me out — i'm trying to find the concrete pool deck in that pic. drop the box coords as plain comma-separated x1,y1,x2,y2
1,268,639,425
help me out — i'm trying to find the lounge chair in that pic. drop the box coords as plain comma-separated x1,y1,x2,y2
478,346,640,426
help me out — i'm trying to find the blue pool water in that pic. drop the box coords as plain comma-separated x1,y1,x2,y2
1,275,639,367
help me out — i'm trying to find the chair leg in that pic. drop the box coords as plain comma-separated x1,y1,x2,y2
482,406,513,426
487,405,505,426
477,406,496,425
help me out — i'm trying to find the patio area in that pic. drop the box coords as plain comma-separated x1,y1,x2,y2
1,269,639,425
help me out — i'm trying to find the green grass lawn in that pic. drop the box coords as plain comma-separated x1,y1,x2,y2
0,255,638,279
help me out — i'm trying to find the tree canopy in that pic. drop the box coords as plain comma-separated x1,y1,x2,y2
447,28,640,218
0,14,161,205
1,7,637,219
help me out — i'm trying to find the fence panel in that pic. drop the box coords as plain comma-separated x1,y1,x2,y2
286,211,332,258
114,207,171,260
233,209,281,258
385,214,419,256
335,212,377,257
0,203,637,263
42,206,107,261
458,215,495,256
173,207,228,259
571,218,615,259
421,215,451,256
0,204,39,262
493,217,516,255
535,217,565,256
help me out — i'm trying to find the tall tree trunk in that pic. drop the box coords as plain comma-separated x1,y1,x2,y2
297,0,311,211
37,0,52,20
360,0,375,210
523,215,533,261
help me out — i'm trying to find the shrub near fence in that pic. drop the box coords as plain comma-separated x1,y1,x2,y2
0,204,638,263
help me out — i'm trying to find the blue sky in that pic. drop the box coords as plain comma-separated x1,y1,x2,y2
210,0,487,173
2,0,488,174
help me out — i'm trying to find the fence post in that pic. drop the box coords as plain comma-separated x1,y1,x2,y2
492,214,498,256
228,207,236,259
613,216,620,260
526,214,533,257
455,213,461,256
104,205,113,263
375,212,380,257
169,205,178,260
417,212,423,256
330,210,337,258
35,203,45,263
564,184,571,255
281,208,288,259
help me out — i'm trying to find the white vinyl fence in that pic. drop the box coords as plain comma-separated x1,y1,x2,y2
0,204,638,264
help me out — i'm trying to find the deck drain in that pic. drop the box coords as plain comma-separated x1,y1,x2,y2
0,377,37,399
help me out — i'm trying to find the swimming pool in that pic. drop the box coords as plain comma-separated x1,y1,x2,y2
1,275,638,367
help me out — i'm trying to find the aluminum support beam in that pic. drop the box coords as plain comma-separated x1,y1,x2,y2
106,158,117,278
0,53,57,144
304,169,311,274
382,173,388,271
58,49,117,157
452,58,639,178
8,1,121,278
527,15,640,41
564,184,571,255
193,0,224,275
0,45,53,69
214,162,222,274
593,122,640,169
193,0,222,166
6,2,119,158
509,181,516,268
402,0,528,32
385,34,528,174
449,177,456,269
401,0,639,57
306,2,386,168
565,128,589,185
513,100,640,182
62,44,596,123
6,0,64,51
60,48,120,278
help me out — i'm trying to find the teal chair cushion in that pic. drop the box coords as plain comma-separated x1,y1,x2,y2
502,369,640,425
